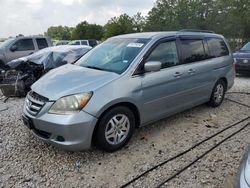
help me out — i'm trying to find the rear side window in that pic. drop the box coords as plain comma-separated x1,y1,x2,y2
70,41,80,45
180,39,207,63
206,38,229,58
36,38,48,49
13,39,35,51
81,41,88,45
145,41,179,69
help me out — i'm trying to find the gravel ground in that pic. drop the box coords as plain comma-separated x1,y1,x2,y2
0,76,250,188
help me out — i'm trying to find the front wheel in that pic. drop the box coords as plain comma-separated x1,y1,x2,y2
208,80,226,107
96,106,135,152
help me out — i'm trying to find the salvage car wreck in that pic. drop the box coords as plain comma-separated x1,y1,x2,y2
0,45,91,97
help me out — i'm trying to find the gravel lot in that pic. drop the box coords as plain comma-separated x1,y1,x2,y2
0,76,250,188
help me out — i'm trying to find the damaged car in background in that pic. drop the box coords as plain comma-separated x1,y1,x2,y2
0,45,91,97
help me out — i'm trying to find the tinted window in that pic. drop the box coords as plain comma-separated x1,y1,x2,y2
89,40,97,47
13,39,34,51
146,41,179,69
69,41,80,45
181,39,207,63
81,41,88,45
207,38,229,57
36,38,48,49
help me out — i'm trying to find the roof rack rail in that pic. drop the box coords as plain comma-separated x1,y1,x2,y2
179,29,215,33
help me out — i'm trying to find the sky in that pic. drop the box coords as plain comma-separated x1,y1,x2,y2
0,0,155,38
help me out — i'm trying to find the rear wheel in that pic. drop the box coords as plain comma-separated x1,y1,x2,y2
96,106,135,152
208,80,226,107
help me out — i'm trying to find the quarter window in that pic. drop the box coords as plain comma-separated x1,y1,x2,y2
145,41,179,69
36,38,48,49
13,39,35,51
207,38,229,57
180,39,207,63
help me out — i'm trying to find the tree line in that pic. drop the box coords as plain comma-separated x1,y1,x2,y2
45,0,250,48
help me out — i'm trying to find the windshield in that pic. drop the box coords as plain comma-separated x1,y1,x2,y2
75,38,150,74
240,42,250,52
0,38,15,49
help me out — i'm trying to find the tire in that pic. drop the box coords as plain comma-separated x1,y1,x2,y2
208,79,226,107
96,106,135,152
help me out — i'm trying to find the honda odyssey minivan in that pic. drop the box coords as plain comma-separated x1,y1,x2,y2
22,30,235,152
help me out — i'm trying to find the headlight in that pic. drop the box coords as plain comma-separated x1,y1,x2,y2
244,151,250,185
49,92,92,115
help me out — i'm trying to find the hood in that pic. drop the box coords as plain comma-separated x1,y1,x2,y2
31,64,119,100
7,57,28,69
0,47,4,53
233,51,250,59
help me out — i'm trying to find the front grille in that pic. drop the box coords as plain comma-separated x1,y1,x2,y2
25,91,49,116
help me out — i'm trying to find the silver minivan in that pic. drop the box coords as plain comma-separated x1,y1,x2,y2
22,31,235,152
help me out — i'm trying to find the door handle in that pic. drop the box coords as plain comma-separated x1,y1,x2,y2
188,69,196,74
173,72,183,77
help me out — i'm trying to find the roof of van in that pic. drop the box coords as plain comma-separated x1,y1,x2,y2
112,31,223,39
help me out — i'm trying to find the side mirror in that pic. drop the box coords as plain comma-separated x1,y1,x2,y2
144,61,162,72
10,45,17,52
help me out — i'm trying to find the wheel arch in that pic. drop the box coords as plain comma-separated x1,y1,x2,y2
91,101,141,145
218,77,228,90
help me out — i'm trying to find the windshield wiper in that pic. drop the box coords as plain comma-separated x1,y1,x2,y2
85,66,104,71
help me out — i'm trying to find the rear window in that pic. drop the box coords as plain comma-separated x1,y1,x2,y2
180,39,208,63
36,38,48,49
206,38,229,58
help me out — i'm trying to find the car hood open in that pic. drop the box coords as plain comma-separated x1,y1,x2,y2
32,64,119,101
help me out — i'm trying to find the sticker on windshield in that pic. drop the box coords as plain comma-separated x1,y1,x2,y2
127,43,144,48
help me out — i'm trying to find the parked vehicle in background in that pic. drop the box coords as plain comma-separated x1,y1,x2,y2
54,40,70,46
22,30,234,152
0,36,52,68
234,42,250,75
68,39,98,47
0,45,91,97
238,147,250,188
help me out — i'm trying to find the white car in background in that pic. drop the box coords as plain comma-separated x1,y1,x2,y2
68,39,98,47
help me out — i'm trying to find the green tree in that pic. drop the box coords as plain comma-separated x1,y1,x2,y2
132,12,146,32
45,26,72,40
104,14,135,38
71,21,104,40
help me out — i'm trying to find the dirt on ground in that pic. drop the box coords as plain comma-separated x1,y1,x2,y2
0,76,250,188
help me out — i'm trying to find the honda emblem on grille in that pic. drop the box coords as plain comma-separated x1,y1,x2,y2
243,59,249,63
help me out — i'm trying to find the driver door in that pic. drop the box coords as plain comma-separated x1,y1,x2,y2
7,38,36,62
139,39,192,124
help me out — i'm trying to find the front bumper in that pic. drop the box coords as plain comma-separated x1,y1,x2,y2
235,63,250,74
22,97,98,151
239,166,250,188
